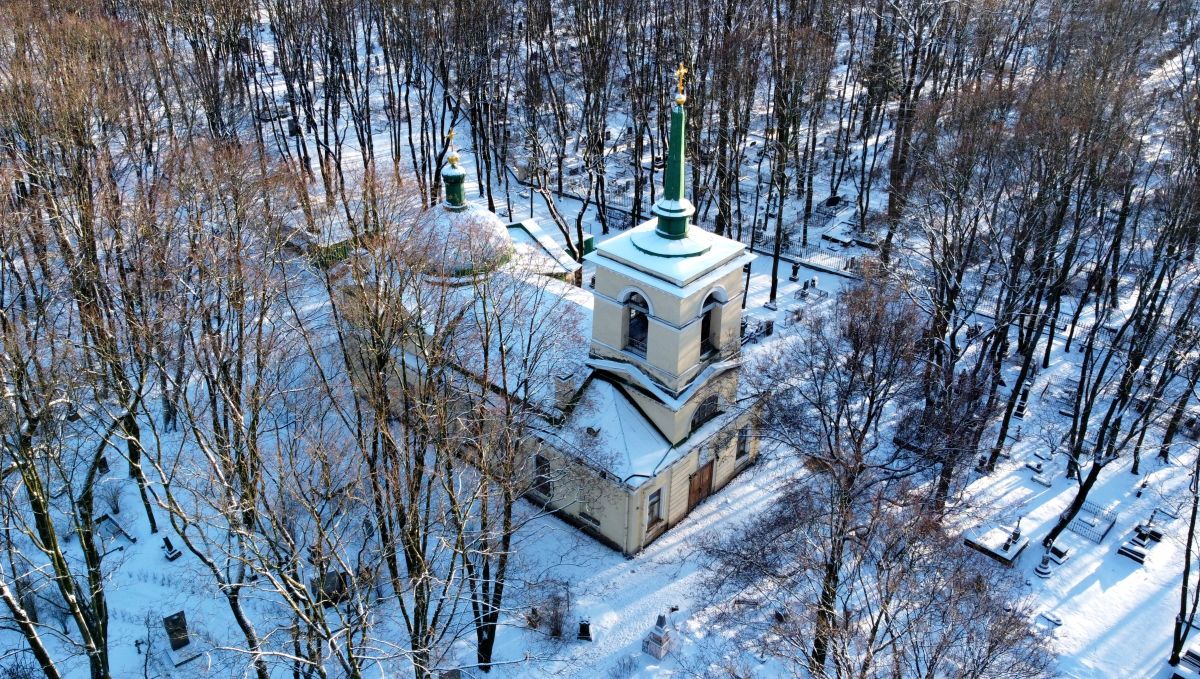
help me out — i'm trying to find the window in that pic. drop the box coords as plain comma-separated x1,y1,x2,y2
624,292,649,357
647,489,662,527
691,395,721,431
700,292,721,357
532,455,552,498
736,427,751,461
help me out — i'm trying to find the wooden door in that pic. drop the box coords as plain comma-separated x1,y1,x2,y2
688,460,714,512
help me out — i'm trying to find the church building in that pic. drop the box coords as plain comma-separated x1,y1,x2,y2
379,69,760,556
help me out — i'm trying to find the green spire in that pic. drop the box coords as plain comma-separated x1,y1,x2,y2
652,63,695,239
442,129,467,212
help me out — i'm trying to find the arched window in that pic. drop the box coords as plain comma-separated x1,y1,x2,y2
700,292,721,357
691,394,720,431
624,292,649,357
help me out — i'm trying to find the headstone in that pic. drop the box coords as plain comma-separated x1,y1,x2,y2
963,523,1029,567
1118,542,1147,564
642,613,673,659
163,611,190,651
1039,611,1063,626
1049,544,1071,564
162,536,182,561
1034,552,1054,578
577,619,593,641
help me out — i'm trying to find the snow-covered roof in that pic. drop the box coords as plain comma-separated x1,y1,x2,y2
411,201,513,278
507,219,581,277
556,377,671,485
553,375,746,487
588,356,740,409
404,268,593,411
588,219,752,288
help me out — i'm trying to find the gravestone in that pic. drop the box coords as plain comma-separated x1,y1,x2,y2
963,522,1029,567
642,613,674,659
96,514,136,545
1118,542,1147,564
161,536,182,561
1049,544,1071,565
163,611,190,651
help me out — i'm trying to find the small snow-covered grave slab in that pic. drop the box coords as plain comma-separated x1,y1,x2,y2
1117,541,1147,564
819,230,854,247
963,523,1029,567
1175,647,1200,678
95,514,136,545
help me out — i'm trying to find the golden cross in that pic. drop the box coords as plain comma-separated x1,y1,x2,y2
447,129,460,166
675,62,688,94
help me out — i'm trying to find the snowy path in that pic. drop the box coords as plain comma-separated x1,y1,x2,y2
484,449,794,679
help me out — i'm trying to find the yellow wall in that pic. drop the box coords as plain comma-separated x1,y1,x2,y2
530,405,760,555
589,263,747,395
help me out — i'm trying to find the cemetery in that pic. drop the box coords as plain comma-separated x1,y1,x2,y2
1,2,1198,677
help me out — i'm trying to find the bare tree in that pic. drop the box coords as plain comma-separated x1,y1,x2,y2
744,263,924,673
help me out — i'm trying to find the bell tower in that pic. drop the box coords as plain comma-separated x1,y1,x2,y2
585,65,754,445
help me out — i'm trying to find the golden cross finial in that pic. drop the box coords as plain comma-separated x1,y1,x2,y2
447,128,460,166
675,62,688,95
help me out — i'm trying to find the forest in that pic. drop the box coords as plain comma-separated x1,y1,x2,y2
1,0,1200,677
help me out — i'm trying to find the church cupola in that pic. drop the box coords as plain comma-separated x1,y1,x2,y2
442,133,468,211
652,65,696,239
630,64,711,259
409,130,513,281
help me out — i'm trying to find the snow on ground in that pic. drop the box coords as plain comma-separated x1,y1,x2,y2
451,250,1197,679
478,443,795,679
44,33,1187,677
956,339,1197,679
44,163,1188,678
75,247,1192,679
